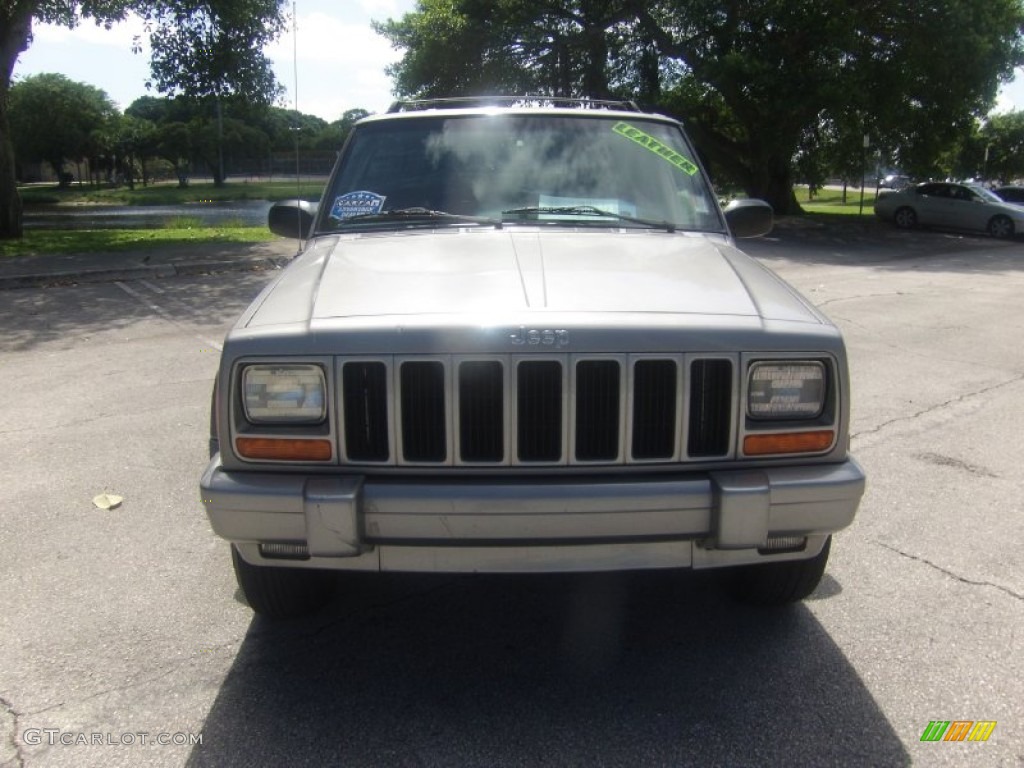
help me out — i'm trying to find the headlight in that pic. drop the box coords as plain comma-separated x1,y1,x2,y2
747,362,825,419
242,364,326,423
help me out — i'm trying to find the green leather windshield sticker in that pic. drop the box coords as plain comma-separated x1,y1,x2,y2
612,122,699,176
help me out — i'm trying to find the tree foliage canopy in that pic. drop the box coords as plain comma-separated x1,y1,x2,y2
983,111,1024,181
9,73,117,180
377,0,1024,213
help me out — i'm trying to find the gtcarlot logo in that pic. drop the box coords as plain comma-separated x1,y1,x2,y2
22,729,203,747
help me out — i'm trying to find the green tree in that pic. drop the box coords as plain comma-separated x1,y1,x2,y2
982,111,1024,182
153,121,193,186
188,115,269,184
9,73,117,185
251,107,328,152
125,94,198,125
376,0,645,99
378,0,1024,214
0,0,287,238
315,108,371,151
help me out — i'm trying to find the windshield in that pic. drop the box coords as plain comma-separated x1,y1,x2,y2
319,114,723,233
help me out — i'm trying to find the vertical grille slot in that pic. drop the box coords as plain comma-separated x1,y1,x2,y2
516,360,563,462
631,359,677,460
575,360,621,461
400,361,447,462
458,360,504,462
341,361,390,461
688,359,733,457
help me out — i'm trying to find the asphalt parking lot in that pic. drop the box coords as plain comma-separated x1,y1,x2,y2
0,221,1021,767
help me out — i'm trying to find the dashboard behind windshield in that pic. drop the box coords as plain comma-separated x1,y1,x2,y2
319,114,724,233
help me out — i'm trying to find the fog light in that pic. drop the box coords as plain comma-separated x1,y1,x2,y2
259,542,310,560
758,536,807,554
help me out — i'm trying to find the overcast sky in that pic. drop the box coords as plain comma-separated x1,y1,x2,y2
13,3,1024,122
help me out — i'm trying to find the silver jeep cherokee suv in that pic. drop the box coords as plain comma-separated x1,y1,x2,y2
200,97,865,618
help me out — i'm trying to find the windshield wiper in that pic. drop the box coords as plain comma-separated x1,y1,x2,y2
341,207,502,228
501,205,676,232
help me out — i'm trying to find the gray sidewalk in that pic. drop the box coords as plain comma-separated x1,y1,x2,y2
0,239,300,290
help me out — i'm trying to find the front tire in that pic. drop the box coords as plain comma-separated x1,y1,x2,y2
728,536,831,606
893,207,917,229
231,545,335,619
988,215,1014,239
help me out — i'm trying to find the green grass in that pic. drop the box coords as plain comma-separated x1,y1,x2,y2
18,179,325,206
0,226,276,257
796,185,879,216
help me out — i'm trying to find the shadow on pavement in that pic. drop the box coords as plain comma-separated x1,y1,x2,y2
187,570,907,766
0,270,275,353
747,216,1024,273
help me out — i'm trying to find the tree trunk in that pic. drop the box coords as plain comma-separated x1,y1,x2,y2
0,1,33,239
0,100,22,238
738,148,804,216
638,42,660,106
581,24,609,99
757,175,802,216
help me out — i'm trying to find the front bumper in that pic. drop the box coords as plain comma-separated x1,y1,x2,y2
200,457,865,573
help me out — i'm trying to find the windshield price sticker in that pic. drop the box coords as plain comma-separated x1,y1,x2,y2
329,190,386,220
612,122,699,176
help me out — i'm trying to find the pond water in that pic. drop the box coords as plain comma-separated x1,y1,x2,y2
23,200,274,230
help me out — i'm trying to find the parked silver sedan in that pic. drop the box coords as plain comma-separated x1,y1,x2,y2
874,181,1024,238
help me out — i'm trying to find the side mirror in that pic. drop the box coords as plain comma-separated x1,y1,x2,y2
268,199,319,239
723,199,773,238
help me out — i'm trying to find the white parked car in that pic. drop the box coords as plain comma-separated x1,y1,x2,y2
875,181,1024,238
200,97,865,618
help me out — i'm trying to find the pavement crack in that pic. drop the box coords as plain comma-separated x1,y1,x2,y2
852,374,1024,442
24,650,229,719
0,693,26,768
913,451,999,478
816,291,905,308
876,541,1024,602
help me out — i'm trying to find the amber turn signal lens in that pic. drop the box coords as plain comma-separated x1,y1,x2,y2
743,430,834,456
236,437,332,461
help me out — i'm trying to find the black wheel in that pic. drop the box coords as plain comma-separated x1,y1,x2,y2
231,545,335,619
893,207,917,229
987,215,1014,239
728,536,831,606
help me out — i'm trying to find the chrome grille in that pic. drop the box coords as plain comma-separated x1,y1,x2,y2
337,355,735,466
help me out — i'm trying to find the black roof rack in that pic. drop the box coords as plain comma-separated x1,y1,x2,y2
386,95,641,114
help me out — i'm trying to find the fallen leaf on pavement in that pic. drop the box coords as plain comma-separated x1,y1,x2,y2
92,493,124,510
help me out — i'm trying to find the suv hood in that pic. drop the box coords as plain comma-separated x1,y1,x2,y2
244,229,823,328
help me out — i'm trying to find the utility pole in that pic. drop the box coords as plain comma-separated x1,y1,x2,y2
858,133,870,216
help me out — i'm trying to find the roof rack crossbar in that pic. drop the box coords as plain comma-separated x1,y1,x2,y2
386,95,641,113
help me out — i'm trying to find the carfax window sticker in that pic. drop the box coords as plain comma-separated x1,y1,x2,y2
612,122,699,176
329,190,387,220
